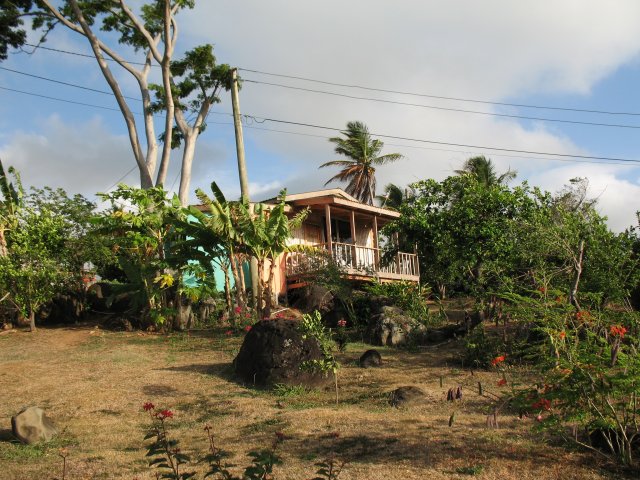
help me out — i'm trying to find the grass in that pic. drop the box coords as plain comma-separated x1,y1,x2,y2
0,322,629,479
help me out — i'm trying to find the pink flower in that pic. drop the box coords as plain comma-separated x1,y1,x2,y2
234,306,242,314
142,402,155,411
244,325,252,332
225,330,233,336
275,313,284,319
337,319,347,328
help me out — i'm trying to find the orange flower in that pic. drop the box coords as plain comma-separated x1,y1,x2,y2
610,325,627,338
491,355,506,366
559,331,566,339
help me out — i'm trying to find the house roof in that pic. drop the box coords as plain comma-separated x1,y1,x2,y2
261,188,401,219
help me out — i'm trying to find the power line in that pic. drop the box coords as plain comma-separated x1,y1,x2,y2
4,82,639,165
105,165,138,192
0,66,140,101
249,115,640,164
240,68,640,117
243,78,640,131
17,43,640,118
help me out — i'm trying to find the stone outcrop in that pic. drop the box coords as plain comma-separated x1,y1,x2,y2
11,406,57,444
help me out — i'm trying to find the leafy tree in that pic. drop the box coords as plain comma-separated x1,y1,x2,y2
385,176,539,299
2,1,229,205
454,156,516,187
0,206,69,331
320,121,403,205
95,185,187,328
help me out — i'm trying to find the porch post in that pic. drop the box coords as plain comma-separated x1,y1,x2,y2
350,210,357,269
325,204,333,259
373,215,379,271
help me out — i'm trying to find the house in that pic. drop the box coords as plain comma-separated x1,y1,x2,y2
261,189,420,300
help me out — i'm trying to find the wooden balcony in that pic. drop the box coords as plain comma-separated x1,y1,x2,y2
285,242,420,284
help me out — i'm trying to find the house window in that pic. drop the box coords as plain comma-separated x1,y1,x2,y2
323,217,352,243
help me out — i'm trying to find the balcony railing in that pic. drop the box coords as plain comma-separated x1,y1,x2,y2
286,242,419,282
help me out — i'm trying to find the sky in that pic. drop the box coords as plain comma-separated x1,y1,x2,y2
1,1,640,231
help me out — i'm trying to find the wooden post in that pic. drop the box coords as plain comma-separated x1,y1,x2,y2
373,215,379,271
350,210,357,269
325,204,333,260
393,232,400,274
231,68,258,302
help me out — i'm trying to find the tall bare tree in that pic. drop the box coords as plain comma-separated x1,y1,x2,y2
2,1,230,205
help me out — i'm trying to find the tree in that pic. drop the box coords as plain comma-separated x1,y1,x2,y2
320,121,403,205
376,183,415,210
2,1,231,205
0,206,69,331
454,156,516,187
0,158,24,257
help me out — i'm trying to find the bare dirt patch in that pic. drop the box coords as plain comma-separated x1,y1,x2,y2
0,323,625,479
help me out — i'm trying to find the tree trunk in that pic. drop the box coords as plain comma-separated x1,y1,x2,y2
223,268,232,311
256,260,265,319
178,133,196,206
0,228,7,257
569,239,585,310
228,252,245,309
28,309,36,332
264,258,277,319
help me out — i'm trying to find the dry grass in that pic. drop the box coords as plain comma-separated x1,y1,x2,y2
0,322,626,479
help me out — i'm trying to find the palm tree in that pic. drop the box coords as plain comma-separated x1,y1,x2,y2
454,156,516,186
376,183,416,210
320,121,403,205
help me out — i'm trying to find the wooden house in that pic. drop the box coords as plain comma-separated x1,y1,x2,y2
261,189,420,300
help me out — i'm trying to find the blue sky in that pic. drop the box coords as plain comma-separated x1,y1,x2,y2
1,1,639,231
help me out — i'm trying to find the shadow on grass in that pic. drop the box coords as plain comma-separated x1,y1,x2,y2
0,428,15,442
160,361,236,381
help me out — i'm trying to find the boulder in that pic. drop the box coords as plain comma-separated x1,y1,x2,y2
388,386,426,408
359,349,382,368
11,406,57,444
367,305,426,347
234,319,329,388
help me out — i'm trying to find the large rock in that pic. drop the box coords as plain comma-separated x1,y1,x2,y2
359,349,382,368
11,407,57,444
234,319,328,388
388,386,426,408
367,304,426,347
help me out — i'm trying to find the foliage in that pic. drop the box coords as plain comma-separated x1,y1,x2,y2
0,157,24,257
502,295,640,466
320,121,403,205
299,310,341,403
365,281,433,324
454,155,516,187
0,205,69,330
463,324,508,369
95,185,187,328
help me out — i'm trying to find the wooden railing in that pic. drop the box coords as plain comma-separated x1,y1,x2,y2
286,242,419,281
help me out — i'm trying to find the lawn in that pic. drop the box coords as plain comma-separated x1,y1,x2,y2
0,323,622,479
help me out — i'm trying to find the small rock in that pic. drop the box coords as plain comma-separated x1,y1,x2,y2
359,349,382,368
11,406,57,444
388,386,426,408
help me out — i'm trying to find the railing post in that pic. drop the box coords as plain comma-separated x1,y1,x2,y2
350,210,357,269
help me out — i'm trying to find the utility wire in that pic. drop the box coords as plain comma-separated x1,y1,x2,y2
0,66,139,101
17,43,640,118
104,165,138,192
3,83,640,165
250,115,640,164
243,79,640,131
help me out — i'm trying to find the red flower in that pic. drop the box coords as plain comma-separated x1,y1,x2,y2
244,325,252,332
234,306,242,314
537,286,546,293
142,402,155,411
576,310,591,322
275,313,284,319
497,378,507,386
559,331,566,339
490,355,506,366
337,319,347,328
157,409,174,419
225,330,233,336
610,325,627,338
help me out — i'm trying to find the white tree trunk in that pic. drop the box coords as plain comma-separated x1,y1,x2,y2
178,133,196,206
